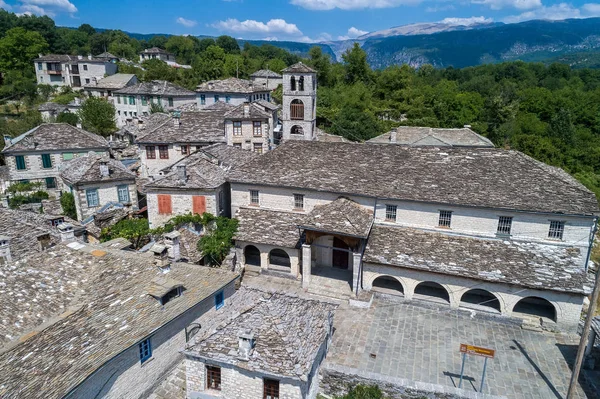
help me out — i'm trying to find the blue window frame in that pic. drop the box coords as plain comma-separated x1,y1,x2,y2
200,94,206,105
117,185,130,203
41,154,52,169
139,338,152,363
86,188,99,207
215,291,224,310
15,155,26,170
225,96,231,103
214,95,220,103
45,177,57,189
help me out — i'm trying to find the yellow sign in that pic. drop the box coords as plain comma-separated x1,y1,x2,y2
460,344,495,359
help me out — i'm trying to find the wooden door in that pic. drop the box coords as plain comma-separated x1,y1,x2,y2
332,237,349,269
193,195,206,215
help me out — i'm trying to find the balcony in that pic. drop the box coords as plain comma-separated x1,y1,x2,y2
47,69,62,75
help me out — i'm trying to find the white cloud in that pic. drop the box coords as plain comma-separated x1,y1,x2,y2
19,4,52,16
176,17,197,27
503,3,585,23
582,3,600,14
425,4,455,12
471,0,541,10
212,18,302,35
440,16,494,25
290,0,421,10
348,26,368,37
0,1,12,10
20,0,77,13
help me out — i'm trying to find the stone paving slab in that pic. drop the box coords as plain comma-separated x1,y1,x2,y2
326,294,595,399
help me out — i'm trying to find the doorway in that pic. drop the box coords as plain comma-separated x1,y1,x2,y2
332,237,349,269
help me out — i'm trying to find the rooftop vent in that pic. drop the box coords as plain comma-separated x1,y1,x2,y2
177,164,187,183
238,329,255,360
164,231,181,262
57,223,75,243
99,160,110,177
464,124,472,128
3,136,12,146
0,236,12,265
37,233,53,251
243,103,250,118
390,128,397,144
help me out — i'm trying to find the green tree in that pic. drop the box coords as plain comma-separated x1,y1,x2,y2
342,43,371,84
37,84,56,102
79,97,117,136
100,218,151,249
215,35,240,54
149,102,165,114
197,215,239,266
60,192,77,219
0,27,48,72
78,23,96,36
57,112,79,126
165,35,196,64
309,46,331,87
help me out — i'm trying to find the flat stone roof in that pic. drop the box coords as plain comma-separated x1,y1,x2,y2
60,153,136,185
234,208,308,248
84,73,136,90
196,77,270,94
367,126,494,147
114,80,195,96
2,124,108,153
299,197,374,238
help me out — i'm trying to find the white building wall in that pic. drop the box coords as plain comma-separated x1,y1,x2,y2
139,144,188,178
78,62,118,87
251,76,283,91
146,188,223,229
114,95,196,127
71,180,138,221
196,92,271,109
225,120,270,153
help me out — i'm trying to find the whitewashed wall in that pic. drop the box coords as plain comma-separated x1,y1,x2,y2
146,188,223,229
71,180,138,221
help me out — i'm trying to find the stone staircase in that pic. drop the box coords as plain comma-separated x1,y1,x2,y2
307,273,353,301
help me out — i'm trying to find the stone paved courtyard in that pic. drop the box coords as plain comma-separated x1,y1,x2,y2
326,294,595,399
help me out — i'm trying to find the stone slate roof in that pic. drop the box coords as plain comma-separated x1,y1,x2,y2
142,47,173,55
114,80,195,96
255,99,279,111
95,51,118,59
34,54,109,63
299,197,373,238
37,102,68,112
224,102,272,120
316,127,350,143
60,153,136,185
250,69,282,78
228,141,599,215
234,208,308,248
196,77,270,94
2,124,108,153
0,208,61,262
185,287,336,380
84,73,136,90
136,106,234,144
363,224,591,295
0,243,238,398
282,62,316,74
367,127,494,147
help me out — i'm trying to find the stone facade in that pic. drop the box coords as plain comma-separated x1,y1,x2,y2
281,67,317,141
235,240,301,276
146,188,225,229
225,119,270,153
69,180,138,221
141,143,206,178
114,95,196,127
34,56,117,88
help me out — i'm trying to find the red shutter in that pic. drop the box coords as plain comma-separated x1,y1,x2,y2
158,194,172,215
193,196,206,215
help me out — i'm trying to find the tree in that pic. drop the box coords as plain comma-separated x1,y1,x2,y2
0,27,48,72
57,112,79,126
100,218,151,249
37,84,56,102
165,35,196,64
215,35,240,54
60,192,77,219
342,43,371,84
142,58,176,81
309,46,331,87
149,102,165,114
197,215,239,266
79,97,117,136
78,23,96,37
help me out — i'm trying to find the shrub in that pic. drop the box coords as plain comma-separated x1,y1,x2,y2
60,192,77,219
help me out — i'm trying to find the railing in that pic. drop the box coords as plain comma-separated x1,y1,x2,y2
290,104,304,120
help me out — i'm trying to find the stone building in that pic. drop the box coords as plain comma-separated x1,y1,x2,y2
224,102,276,153
281,62,317,141
367,126,494,147
1,123,109,195
38,101,81,122
113,80,197,127
140,47,176,63
84,73,138,98
250,69,283,90
145,143,257,228
196,78,272,109
184,286,336,399
136,103,235,178
34,54,118,88
228,141,599,332
0,240,239,399
60,153,139,221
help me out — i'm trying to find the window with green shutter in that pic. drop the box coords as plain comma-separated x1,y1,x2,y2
117,185,130,203
86,188,99,207
142,96,148,106
45,177,57,189
15,155,26,170
41,154,52,168
117,96,121,104
62,152,73,161
129,96,135,105
168,97,173,107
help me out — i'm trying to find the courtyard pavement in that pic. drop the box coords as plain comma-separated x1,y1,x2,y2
326,294,596,399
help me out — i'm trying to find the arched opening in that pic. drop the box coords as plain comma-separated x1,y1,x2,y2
290,76,296,91
372,276,404,296
291,125,304,135
244,245,261,267
513,296,557,322
269,249,291,268
299,76,305,91
460,289,501,313
414,281,450,303
290,99,304,120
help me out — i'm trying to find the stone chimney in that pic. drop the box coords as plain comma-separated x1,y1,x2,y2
0,236,12,265
208,82,214,90
238,329,255,360
99,160,110,177
464,124,472,129
243,102,250,117
3,135,12,146
78,55,83,60
177,164,187,183
57,223,75,243
390,128,397,143
164,231,181,262
37,233,52,251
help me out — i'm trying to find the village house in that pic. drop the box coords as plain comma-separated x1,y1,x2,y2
38,100,81,122
84,73,138,98
34,54,118,88
367,126,495,147
136,103,235,178
184,286,336,399
139,47,191,69
145,143,257,228
224,101,277,153
0,238,239,399
280,62,317,141
228,140,599,333
250,69,283,90
95,51,120,63
196,77,272,109
112,80,197,127
60,153,139,221
1,123,110,195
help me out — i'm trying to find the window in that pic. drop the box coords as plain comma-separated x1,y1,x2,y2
291,125,304,135
386,205,397,221
83,64,88,71
253,121,262,136
138,338,152,364
299,76,305,91
438,210,452,228
215,291,224,310
85,78,90,84
37,62,42,70
250,190,259,205
206,366,221,390
161,287,181,305
290,99,304,120
225,96,231,103
497,216,513,235
158,194,172,215
200,94,206,105
233,121,242,136
263,379,280,399
181,145,189,155
193,195,206,215
86,188,99,207
129,96,135,105
233,143,242,149
168,97,173,107
294,194,304,210
117,95,121,104
45,177,57,189
214,95,220,102
40,77,43,83
15,155,26,170
253,143,263,154
291,76,296,91
548,220,565,240
146,146,156,159
41,154,52,169
62,152,73,161
117,185,130,203
158,145,169,159
149,96,154,103
141,96,147,106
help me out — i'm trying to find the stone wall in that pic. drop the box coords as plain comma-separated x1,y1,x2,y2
225,119,270,153
235,240,301,277
72,180,137,221
146,188,222,229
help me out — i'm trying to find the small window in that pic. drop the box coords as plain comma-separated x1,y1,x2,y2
141,96,148,106
214,95,220,102
206,365,222,390
299,76,305,91
294,194,304,210
83,64,88,71
225,96,231,103
129,96,136,105
15,155,26,170
139,338,152,364
37,62,42,70
497,216,513,235
263,378,280,399
253,121,262,136
86,188,99,207
62,152,73,161
250,190,259,205
438,210,452,228
290,76,296,91
385,205,397,222
45,177,57,189
117,96,121,104
200,94,206,105
161,287,181,305
549,220,565,240
215,291,224,310
253,143,263,154
181,145,189,155
41,153,52,169
117,185,130,203
146,146,156,159
85,78,90,84
233,121,242,136
158,145,169,159
168,97,173,107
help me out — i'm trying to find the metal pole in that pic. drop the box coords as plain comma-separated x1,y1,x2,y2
480,357,488,393
458,352,466,388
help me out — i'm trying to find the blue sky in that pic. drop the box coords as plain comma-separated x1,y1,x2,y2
2,0,600,41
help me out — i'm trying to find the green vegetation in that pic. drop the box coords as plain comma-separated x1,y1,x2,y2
56,111,79,126
79,97,117,136
100,217,151,249
60,192,77,219
7,181,49,209
329,385,384,399
197,215,239,267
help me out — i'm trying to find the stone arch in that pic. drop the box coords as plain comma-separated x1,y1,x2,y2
290,99,304,120
291,125,304,135
512,296,557,322
290,76,296,91
414,281,450,303
244,245,261,267
460,289,501,312
372,275,404,296
269,248,291,268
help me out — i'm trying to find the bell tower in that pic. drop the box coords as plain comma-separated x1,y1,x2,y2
281,62,317,142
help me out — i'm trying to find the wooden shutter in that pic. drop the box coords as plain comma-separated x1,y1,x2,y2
158,194,172,215
193,196,206,215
